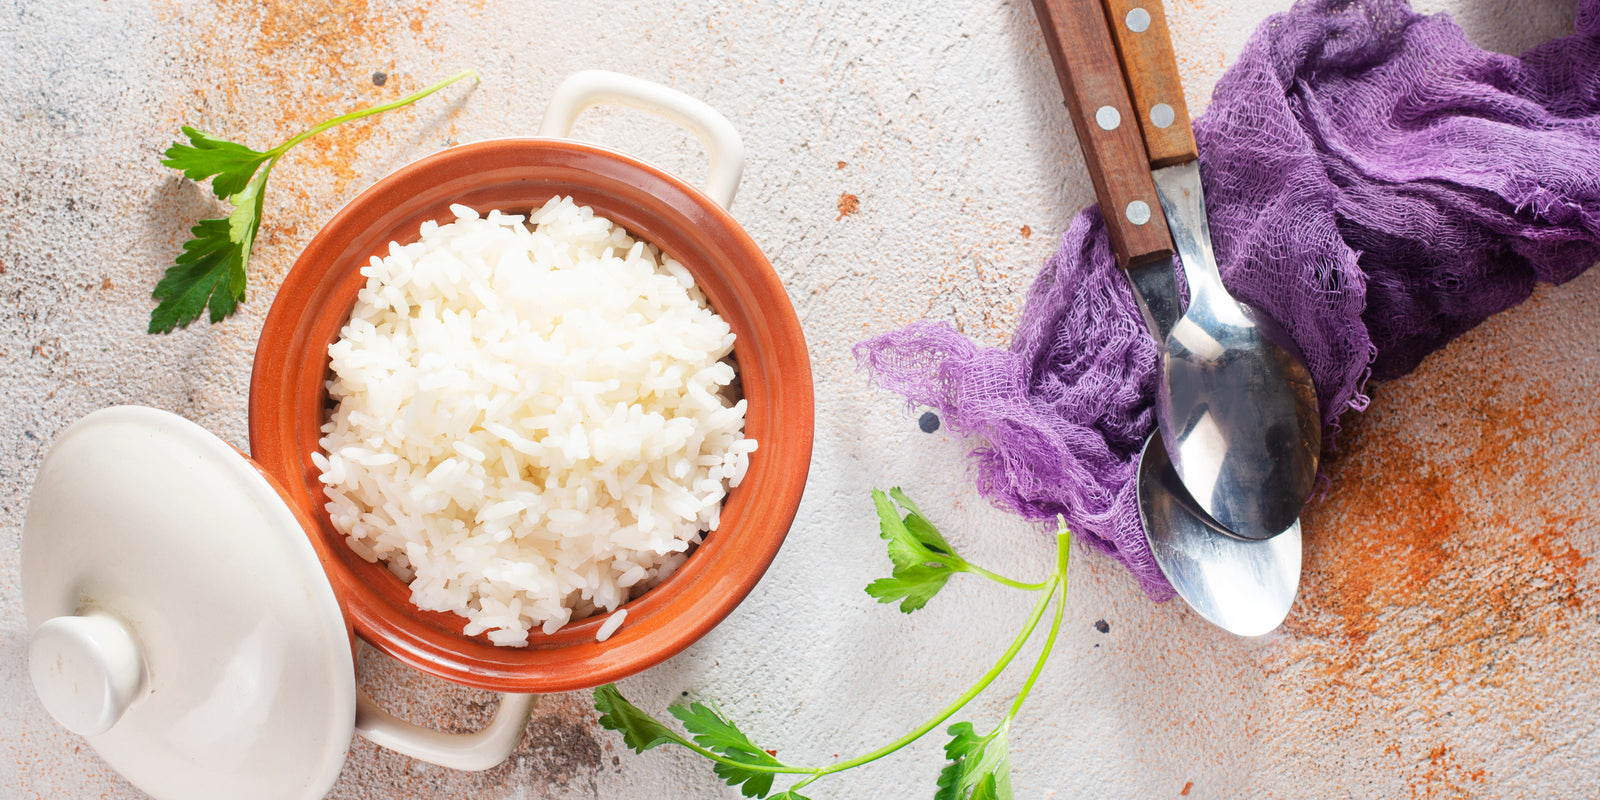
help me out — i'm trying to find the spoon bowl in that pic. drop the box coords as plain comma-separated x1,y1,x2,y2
1137,430,1301,636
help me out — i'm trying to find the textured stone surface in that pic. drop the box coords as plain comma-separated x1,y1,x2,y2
1,0,1596,798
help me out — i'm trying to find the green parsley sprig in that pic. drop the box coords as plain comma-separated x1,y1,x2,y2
595,488,1072,799
151,68,478,333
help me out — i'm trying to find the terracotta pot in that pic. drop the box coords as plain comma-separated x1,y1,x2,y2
249,71,813,693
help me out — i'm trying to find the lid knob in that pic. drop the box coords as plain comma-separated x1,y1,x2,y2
29,613,147,736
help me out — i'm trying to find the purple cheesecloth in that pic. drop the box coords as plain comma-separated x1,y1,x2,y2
854,0,1600,600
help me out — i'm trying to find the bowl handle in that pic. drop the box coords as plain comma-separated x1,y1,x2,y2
539,70,745,211
355,686,535,771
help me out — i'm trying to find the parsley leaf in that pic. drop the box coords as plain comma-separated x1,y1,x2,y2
671,701,789,798
865,486,968,612
149,218,240,333
161,126,272,200
593,684,689,753
864,563,953,614
886,486,959,565
149,166,270,333
595,685,799,798
150,68,477,334
935,720,1014,800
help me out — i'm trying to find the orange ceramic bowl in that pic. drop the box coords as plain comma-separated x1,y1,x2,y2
248,138,813,693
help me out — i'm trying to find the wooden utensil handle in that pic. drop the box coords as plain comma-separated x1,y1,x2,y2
1100,0,1198,167
1030,0,1172,269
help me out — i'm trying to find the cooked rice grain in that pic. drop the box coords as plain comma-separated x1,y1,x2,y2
596,609,628,642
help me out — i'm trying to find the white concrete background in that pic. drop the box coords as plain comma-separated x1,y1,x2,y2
2,0,1597,797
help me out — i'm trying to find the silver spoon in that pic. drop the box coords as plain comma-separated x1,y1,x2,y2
1029,0,1306,633
1137,430,1301,636
1031,0,1320,541
1153,163,1321,541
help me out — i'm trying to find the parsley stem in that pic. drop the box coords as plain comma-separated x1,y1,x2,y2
815,573,1061,777
964,562,1051,592
1005,529,1071,720
667,737,813,776
648,573,1060,785
652,574,1062,786
788,774,822,793
269,68,479,158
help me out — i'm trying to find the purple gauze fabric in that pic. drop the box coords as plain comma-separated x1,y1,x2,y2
854,0,1600,600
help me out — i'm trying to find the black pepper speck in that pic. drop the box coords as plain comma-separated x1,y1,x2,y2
1094,619,1110,634
372,71,388,86
918,411,940,433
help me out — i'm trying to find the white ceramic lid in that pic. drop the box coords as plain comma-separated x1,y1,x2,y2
22,406,356,800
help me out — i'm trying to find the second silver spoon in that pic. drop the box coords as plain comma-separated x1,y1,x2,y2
1137,430,1301,636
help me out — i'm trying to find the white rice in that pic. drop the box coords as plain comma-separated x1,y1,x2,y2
595,609,628,642
315,198,756,647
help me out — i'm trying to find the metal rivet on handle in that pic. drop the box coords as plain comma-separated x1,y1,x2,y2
1125,7,1151,33
1151,103,1176,129
1096,105,1121,131
1126,200,1152,225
